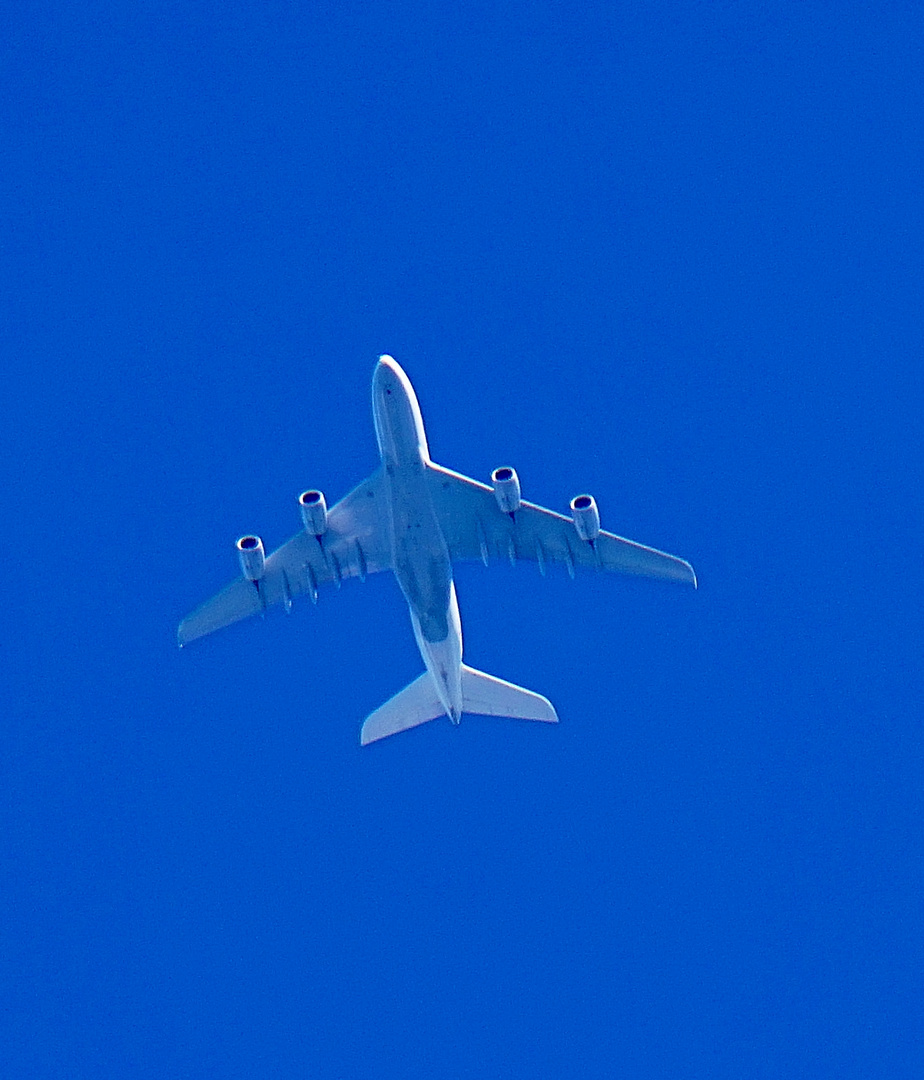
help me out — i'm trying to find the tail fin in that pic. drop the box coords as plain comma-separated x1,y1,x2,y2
461,664,558,724
360,665,559,746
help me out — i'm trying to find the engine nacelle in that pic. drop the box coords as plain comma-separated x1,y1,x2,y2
492,467,521,514
298,489,328,535
570,494,600,542
237,534,266,580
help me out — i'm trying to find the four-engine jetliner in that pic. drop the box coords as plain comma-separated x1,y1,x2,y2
178,356,696,744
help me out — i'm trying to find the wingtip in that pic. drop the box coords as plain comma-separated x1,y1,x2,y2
677,558,697,589
534,690,559,724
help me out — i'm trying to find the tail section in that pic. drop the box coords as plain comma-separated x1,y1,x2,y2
460,664,558,723
361,665,558,745
360,672,445,745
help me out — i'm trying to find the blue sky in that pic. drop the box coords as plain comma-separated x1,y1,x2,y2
3,3,922,1077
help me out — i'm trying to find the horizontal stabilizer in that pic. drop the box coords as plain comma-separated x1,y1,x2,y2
361,666,559,746
461,664,558,723
360,673,445,745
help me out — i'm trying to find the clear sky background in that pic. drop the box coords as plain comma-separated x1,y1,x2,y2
3,2,922,1077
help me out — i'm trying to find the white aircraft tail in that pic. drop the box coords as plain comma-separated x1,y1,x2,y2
360,672,445,745
459,665,558,723
360,664,558,745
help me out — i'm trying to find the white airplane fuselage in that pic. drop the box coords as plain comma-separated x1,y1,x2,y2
372,356,464,723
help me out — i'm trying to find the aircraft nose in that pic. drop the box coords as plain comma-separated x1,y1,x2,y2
376,354,400,376
373,354,398,390
373,355,412,403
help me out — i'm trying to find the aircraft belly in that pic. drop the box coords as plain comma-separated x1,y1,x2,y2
386,466,453,643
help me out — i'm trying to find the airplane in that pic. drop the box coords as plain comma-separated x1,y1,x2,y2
178,355,697,745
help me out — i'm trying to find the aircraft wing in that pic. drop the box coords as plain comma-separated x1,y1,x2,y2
427,463,696,587
178,469,391,645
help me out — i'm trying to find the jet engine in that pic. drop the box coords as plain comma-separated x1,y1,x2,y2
570,494,600,542
237,535,266,580
492,467,521,514
298,489,328,535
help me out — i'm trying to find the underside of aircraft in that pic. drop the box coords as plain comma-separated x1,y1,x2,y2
178,356,696,744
